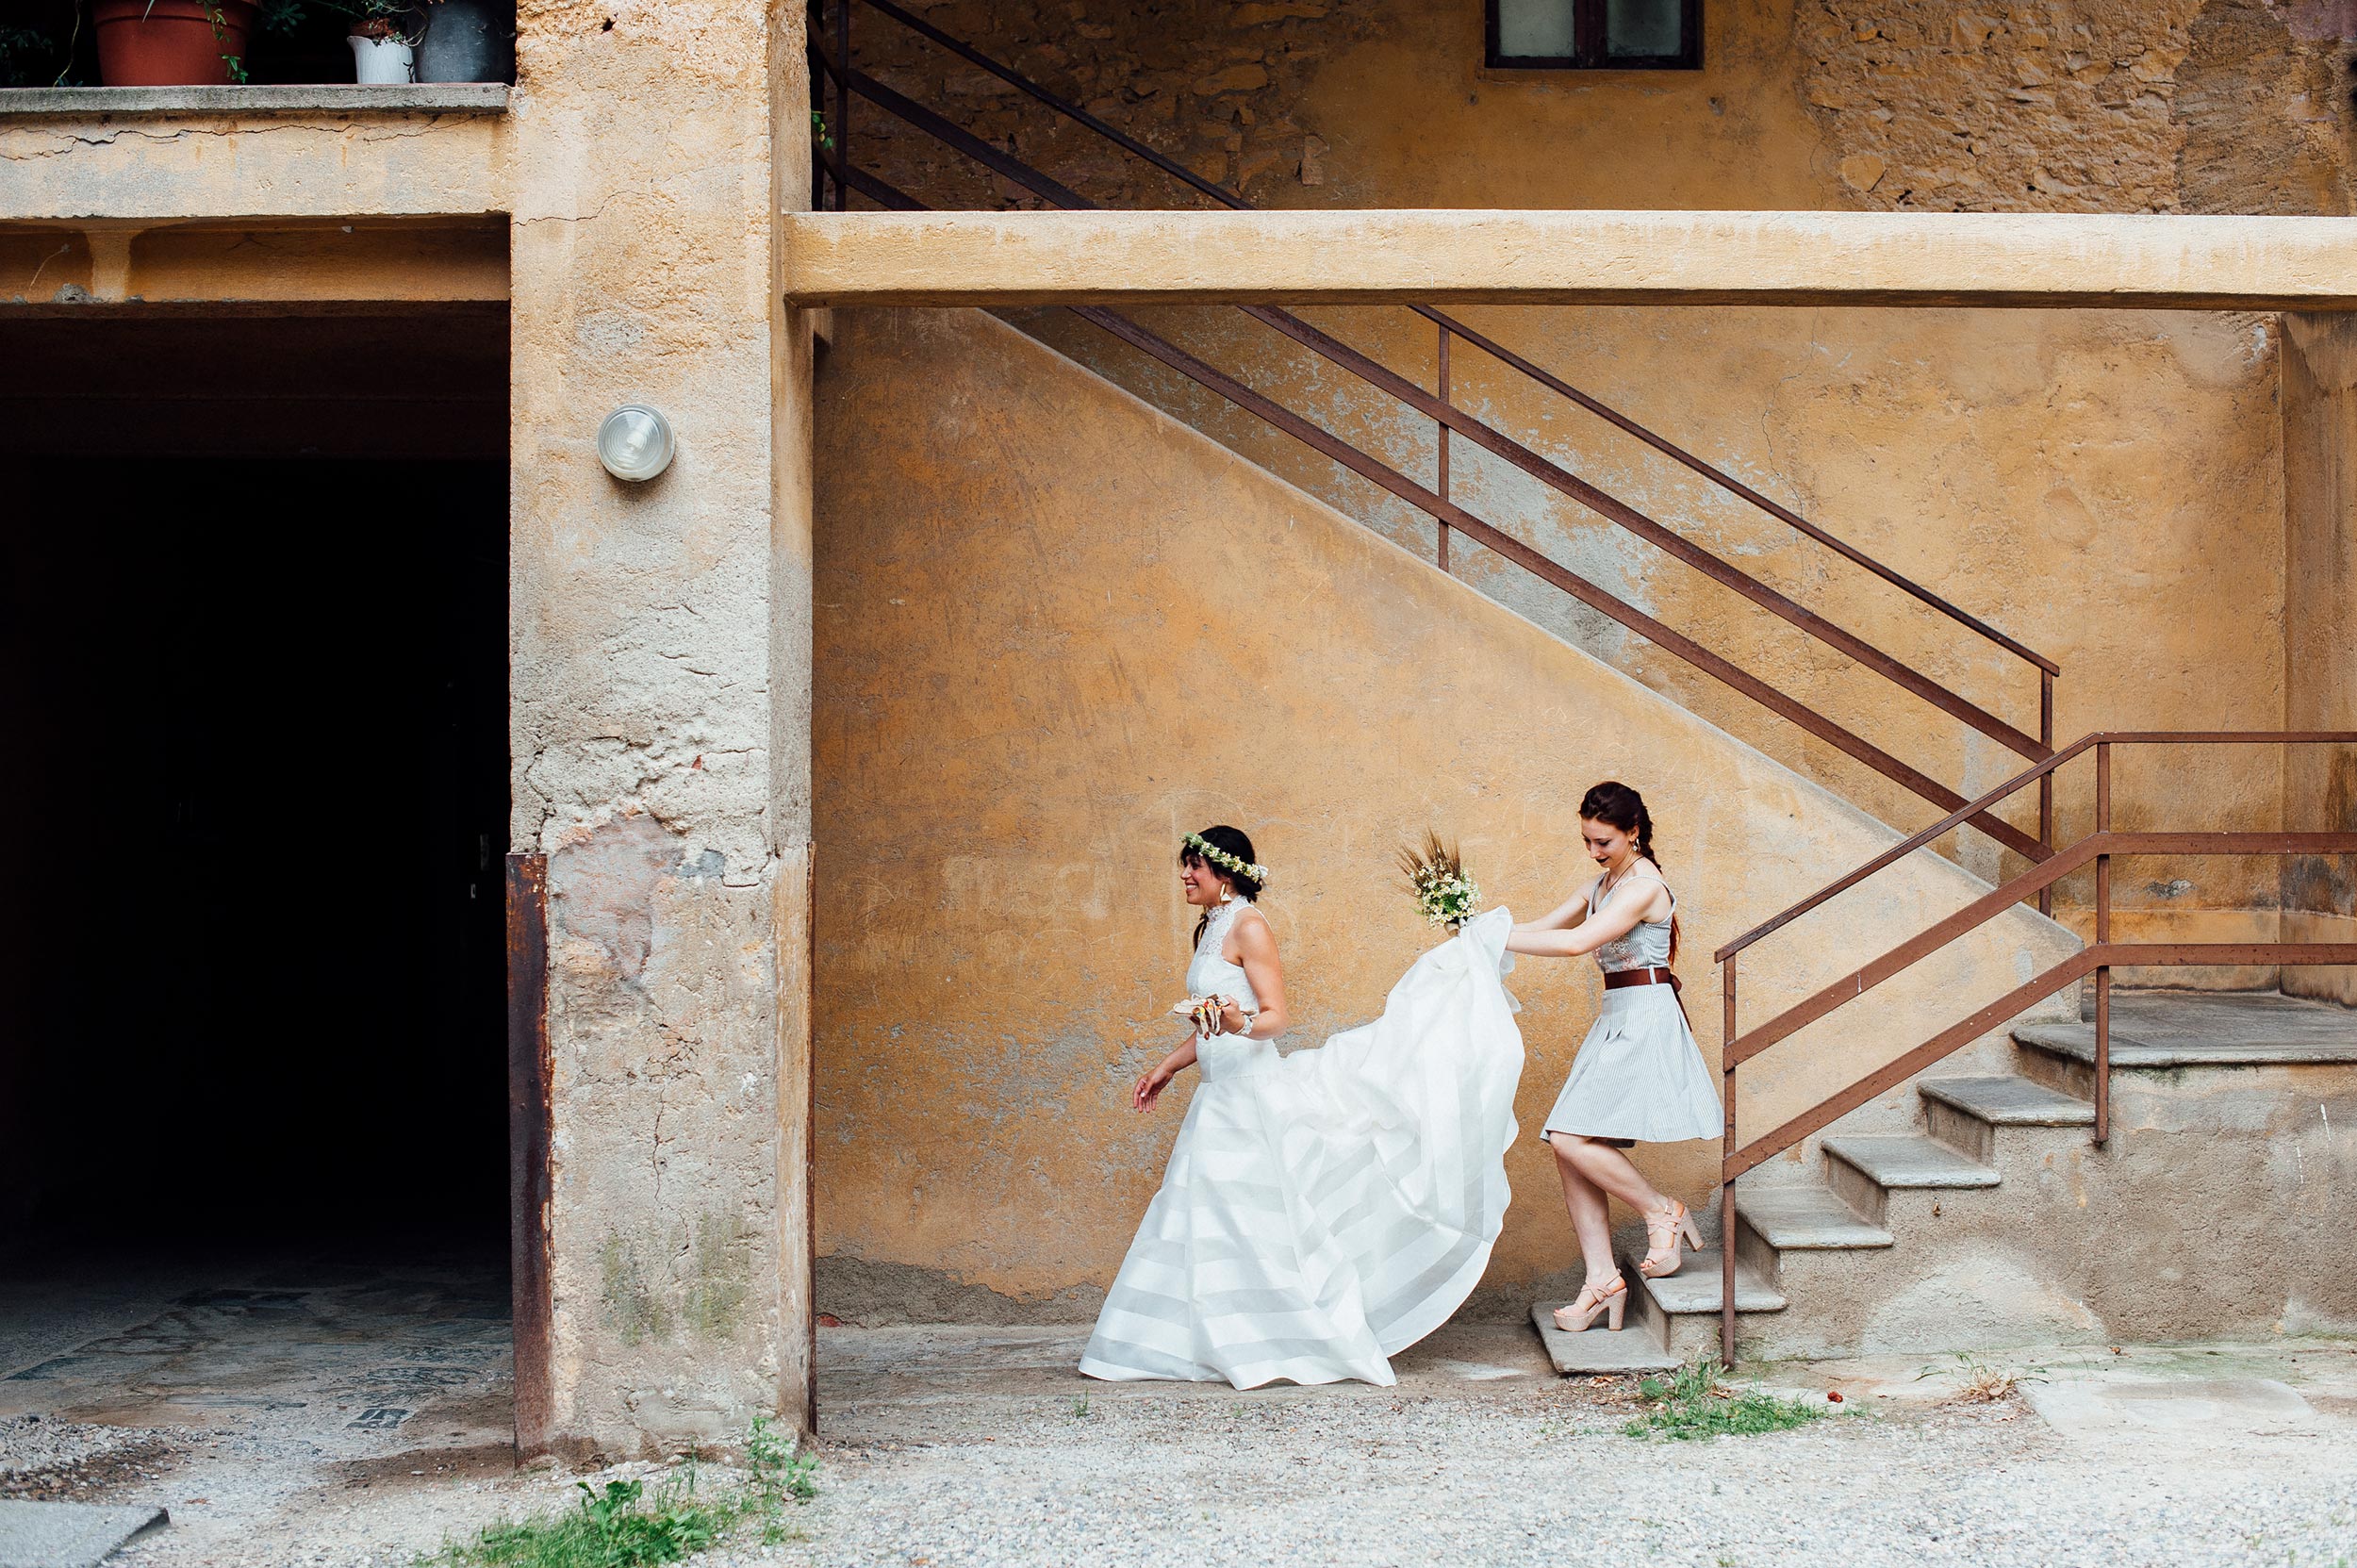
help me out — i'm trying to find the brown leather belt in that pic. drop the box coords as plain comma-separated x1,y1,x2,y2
1603,965,1689,1027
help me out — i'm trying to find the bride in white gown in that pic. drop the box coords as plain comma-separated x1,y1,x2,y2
1079,825,1525,1389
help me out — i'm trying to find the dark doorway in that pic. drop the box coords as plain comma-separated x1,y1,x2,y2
0,311,510,1265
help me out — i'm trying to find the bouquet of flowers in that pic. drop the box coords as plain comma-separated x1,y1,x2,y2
1398,831,1479,930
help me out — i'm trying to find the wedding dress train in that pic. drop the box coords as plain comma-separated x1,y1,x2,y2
1079,904,1525,1389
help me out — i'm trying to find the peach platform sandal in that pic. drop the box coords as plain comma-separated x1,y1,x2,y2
1637,1197,1706,1279
1552,1271,1626,1333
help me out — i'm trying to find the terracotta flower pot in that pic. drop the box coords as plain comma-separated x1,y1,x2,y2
94,0,258,88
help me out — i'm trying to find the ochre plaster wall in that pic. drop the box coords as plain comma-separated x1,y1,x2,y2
1010,299,2288,976
2283,313,2357,1006
811,306,2074,1317
839,0,2330,969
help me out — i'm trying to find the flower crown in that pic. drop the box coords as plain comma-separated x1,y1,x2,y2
1183,832,1271,887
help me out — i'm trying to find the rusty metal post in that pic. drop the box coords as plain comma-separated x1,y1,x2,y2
1721,952,1738,1368
1435,320,1451,573
505,853,554,1460
2037,670,2055,916
2093,741,2111,1147
833,0,850,212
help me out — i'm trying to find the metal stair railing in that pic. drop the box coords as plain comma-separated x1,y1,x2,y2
808,0,2066,872
1710,732,2357,1365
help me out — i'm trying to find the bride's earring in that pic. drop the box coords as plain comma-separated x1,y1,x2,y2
1219,885,1233,904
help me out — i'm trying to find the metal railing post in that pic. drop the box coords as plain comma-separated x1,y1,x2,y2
1721,952,1738,1368
2038,670,2055,916
2094,740,2111,1146
834,0,850,212
1435,321,1452,573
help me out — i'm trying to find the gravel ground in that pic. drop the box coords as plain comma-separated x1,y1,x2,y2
8,1317,2355,1567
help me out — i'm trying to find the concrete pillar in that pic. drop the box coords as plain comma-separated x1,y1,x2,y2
506,1,814,1457
2283,313,2357,1007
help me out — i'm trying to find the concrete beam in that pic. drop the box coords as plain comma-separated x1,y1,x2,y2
2,220,507,307
0,105,503,223
781,209,2357,310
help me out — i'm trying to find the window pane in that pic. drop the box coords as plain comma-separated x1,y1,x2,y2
1605,0,1684,57
1497,0,1576,58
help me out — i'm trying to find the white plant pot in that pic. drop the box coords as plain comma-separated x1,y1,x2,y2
348,34,415,83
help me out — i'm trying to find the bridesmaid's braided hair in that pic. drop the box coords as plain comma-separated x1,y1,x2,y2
1579,781,1679,966
1181,824,1266,948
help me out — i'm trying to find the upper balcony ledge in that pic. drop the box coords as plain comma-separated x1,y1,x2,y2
0,84,508,119
783,208,2357,312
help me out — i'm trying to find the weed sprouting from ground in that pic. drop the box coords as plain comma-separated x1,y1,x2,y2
1622,1358,1827,1441
1916,1349,2041,1404
419,1417,816,1567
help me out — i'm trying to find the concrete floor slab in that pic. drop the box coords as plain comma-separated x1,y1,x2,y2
2024,1377,2323,1438
0,1500,165,1568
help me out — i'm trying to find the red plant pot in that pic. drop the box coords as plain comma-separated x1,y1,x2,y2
94,0,259,87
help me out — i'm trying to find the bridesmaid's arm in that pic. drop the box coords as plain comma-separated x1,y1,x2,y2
1221,913,1290,1041
1506,881,1660,959
1511,885,1591,939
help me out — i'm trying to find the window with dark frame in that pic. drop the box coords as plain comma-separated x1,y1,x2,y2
1486,0,1703,70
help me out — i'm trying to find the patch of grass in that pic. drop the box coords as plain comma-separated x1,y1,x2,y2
419,1417,816,1567
1621,1357,1827,1442
1068,1395,1093,1420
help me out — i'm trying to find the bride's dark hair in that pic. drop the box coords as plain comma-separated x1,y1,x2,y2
1579,781,1678,965
1181,823,1264,946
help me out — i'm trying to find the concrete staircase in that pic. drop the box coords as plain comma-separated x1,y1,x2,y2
1537,987,2357,1372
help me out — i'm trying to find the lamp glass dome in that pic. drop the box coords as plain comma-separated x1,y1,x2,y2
598,404,675,481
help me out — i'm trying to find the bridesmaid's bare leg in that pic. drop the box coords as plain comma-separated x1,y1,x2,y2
1548,1132,1619,1286
1559,1134,1668,1216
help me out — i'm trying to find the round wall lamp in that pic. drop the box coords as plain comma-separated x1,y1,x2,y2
598,404,676,482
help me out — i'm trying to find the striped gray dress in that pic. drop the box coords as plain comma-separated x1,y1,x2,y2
1079,903,1526,1388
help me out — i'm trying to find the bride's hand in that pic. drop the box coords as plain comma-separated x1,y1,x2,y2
1212,998,1251,1037
1133,1064,1173,1113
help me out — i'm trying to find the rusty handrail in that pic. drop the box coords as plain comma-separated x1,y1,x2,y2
1714,732,2357,1366
811,0,2061,690
812,33,2059,861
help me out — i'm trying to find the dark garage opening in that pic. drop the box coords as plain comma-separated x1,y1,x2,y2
0,312,516,1441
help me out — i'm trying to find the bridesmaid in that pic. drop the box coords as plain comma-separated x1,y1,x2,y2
1506,782,1721,1333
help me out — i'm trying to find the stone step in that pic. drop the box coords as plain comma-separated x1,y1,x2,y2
1822,1133,1999,1197
1528,1302,1680,1376
2017,1019,2357,1069
1622,1245,1787,1360
1732,1183,1893,1250
1919,1074,2094,1125
1624,1246,1788,1315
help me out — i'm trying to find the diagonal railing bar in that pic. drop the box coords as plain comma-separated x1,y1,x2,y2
843,0,1254,212
1234,305,2048,763
819,54,2052,860
1077,306,2042,858
1717,734,2100,963
814,0,2060,690
1402,307,2062,677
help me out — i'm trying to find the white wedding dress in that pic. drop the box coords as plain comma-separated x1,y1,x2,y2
1078,901,1525,1388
